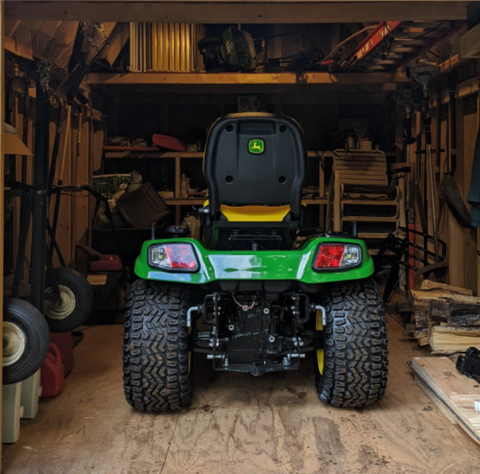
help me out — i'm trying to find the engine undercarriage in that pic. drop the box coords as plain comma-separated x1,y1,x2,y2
191,291,323,376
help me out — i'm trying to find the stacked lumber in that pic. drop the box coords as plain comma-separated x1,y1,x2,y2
409,280,480,354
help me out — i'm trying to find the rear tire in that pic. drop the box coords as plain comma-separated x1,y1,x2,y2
123,279,192,412
315,279,388,408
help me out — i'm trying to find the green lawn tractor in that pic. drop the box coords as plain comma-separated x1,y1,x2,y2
123,113,388,412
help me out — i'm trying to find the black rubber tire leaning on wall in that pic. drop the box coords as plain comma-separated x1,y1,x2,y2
3,297,50,385
44,267,93,333
316,279,389,408
123,279,192,412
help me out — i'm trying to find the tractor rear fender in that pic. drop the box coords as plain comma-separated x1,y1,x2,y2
134,236,374,285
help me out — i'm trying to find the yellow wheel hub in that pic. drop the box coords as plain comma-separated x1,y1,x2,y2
316,310,324,375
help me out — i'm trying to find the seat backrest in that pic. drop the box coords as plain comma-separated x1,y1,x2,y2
204,113,307,220
333,149,389,186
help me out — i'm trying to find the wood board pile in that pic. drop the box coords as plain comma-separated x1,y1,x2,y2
408,280,480,354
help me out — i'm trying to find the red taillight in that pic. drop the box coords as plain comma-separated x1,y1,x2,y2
314,244,345,268
165,244,197,269
149,243,199,272
313,243,362,270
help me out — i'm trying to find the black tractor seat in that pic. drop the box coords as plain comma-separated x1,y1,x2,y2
201,113,307,250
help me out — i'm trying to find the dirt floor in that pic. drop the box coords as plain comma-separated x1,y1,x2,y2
3,317,480,474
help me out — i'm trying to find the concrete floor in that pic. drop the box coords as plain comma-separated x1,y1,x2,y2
3,317,480,474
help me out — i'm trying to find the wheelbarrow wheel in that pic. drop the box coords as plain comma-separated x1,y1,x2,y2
44,267,93,333
3,298,50,385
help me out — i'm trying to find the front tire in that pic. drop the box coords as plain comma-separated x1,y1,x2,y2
316,279,388,408
123,279,192,412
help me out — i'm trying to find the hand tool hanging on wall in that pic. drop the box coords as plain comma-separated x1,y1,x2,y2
394,85,416,290
423,93,439,261
48,103,71,266
412,86,430,268
412,87,428,235
409,62,440,262
30,61,51,311
47,21,110,262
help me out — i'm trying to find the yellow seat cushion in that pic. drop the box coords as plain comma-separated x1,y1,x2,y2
220,204,291,222
202,200,292,222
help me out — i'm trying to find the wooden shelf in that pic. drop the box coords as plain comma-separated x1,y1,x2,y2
88,72,407,87
358,232,392,240
341,199,399,206
103,149,202,159
165,198,205,206
303,197,328,205
342,216,398,222
102,147,329,225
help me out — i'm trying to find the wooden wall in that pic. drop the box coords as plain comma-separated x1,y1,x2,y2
426,64,480,293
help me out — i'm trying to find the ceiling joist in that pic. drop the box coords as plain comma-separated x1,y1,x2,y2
5,2,468,23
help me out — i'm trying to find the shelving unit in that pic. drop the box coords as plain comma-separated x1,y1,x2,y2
102,147,205,223
101,147,328,226
327,149,404,252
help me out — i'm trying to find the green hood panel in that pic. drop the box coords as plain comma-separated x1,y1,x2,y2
134,237,374,285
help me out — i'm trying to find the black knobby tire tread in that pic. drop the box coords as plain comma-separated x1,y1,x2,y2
316,279,388,408
123,279,191,412
3,298,50,385
44,267,93,333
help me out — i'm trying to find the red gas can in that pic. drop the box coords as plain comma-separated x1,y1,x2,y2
40,343,65,398
50,332,74,377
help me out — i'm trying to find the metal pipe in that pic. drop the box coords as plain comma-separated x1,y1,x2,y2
314,304,326,326
427,142,439,262
30,72,49,311
187,305,200,328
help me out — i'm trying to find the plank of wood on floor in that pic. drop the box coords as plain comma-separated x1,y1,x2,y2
3,319,480,474
410,356,480,446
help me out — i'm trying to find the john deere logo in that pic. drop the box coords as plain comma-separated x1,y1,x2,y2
248,139,265,154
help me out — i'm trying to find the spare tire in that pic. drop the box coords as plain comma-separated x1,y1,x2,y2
3,298,50,385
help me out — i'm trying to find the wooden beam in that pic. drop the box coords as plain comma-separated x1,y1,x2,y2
1,0,469,2
87,71,408,86
4,34,33,60
97,23,129,67
460,21,480,58
5,2,468,23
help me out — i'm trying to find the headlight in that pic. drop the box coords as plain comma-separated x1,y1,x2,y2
313,244,362,270
148,243,199,272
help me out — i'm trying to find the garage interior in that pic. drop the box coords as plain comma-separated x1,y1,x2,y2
2,1,480,473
